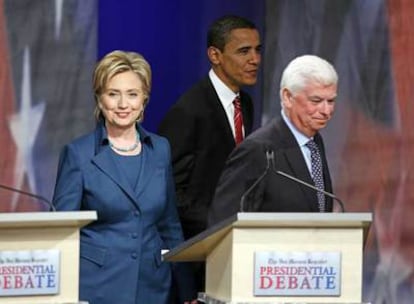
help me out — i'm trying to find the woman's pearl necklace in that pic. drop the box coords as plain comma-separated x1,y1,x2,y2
109,132,140,152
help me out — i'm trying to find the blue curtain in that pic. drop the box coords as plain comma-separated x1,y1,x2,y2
98,0,265,131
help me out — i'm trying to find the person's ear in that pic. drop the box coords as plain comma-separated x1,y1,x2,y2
207,46,221,65
281,88,293,108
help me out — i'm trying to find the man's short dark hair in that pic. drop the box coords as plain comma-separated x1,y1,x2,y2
207,15,257,51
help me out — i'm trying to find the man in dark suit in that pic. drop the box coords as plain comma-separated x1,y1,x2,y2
158,15,261,240
208,54,338,226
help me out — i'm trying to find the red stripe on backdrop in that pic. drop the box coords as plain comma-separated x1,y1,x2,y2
386,0,414,272
388,0,414,123
333,2,414,278
0,0,17,212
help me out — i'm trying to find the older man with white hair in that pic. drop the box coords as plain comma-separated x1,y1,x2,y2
208,54,338,226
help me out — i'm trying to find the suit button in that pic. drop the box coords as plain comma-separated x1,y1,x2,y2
133,211,139,217
131,233,138,239
131,252,137,259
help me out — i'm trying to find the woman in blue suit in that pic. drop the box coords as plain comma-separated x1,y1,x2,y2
53,50,196,304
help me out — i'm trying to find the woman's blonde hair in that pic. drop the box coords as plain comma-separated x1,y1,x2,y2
93,50,152,121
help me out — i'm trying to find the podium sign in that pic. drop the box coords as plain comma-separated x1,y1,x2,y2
254,251,341,296
0,211,96,304
164,212,372,304
0,249,60,296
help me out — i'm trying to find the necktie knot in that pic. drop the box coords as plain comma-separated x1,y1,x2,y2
233,96,241,109
306,139,319,152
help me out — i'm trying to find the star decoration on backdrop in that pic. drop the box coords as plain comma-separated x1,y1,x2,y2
8,47,46,210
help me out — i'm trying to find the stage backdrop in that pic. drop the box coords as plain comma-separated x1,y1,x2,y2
0,0,97,211
1,0,413,303
263,1,414,303
0,0,264,210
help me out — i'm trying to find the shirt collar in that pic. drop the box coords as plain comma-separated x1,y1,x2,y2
209,69,238,108
281,110,312,147
96,119,153,150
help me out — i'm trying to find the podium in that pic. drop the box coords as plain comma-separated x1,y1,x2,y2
164,212,372,304
0,211,97,304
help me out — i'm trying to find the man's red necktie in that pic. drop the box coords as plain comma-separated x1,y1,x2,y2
233,96,244,145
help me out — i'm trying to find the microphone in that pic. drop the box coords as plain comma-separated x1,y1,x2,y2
268,151,345,212
240,150,273,212
0,183,56,211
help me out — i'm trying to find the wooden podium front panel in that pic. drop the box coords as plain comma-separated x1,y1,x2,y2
205,232,234,300
0,227,80,304
206,227,363,303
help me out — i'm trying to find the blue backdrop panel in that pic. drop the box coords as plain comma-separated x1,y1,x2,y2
98,0,264,131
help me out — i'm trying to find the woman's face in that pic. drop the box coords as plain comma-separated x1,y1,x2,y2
99,70,146,131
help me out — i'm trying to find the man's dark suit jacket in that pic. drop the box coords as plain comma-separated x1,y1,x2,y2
208,117,333,226
158,76,254,239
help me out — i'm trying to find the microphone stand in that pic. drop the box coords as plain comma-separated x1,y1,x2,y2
239,151,273,212
274,169,345,213
239,149,345,213
0,183,56,211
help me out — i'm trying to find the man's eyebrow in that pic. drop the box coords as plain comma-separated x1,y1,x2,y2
308,95,337,100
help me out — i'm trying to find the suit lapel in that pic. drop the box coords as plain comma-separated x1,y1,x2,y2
204,78,235,147
275,119,320,212
134,144,156,199
92,146,141,210
240,92,253,135
281,149,319,212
